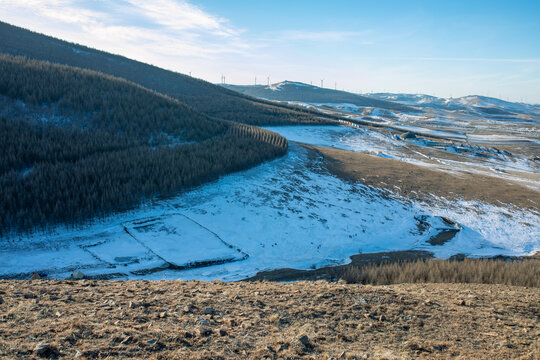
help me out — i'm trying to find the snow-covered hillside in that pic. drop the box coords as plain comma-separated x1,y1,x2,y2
1,128,538,281
365,93,540,116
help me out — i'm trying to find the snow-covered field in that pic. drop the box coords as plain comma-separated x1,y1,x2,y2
1,126,538,281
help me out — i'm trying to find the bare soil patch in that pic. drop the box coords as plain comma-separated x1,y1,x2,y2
0,280,538,359
306,145,540,210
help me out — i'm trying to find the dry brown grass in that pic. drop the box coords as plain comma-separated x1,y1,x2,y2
341,258,540,287
0,280,538,359
307,144,540,210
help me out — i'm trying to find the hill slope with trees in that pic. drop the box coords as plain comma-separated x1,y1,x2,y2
0,55,287,235
0,21,332,126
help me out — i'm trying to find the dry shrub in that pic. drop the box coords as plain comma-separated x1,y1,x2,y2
341,258,540,287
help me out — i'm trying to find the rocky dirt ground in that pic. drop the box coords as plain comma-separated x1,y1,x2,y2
0,280,538,359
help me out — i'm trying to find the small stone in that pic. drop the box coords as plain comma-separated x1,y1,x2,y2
180,330,194,338
400,131,416,140
24,293,37,299
356,297,367,305
146,340,165,350
55,311,62,317
129,301,139,309
218,329,227,336
204,307,214,315
71,271,86,280
458,299,467,306
34,343,59,358
298,335,310,346
223,318,237,327
182,305,191,313
378,314,386,322
30,272,41,280
159,311,167,318
197,317,210,326
278,343,289,351
197,328,213,337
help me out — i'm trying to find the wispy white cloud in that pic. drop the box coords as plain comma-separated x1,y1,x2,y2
0,0,249,62
278,30,372,43
122,0,239,36
396,57,540,63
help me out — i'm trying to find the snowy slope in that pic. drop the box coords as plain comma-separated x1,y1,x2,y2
366,93,540,116
1,127,538,281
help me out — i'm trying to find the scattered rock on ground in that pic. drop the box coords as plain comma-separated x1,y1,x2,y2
197,328,213,337
30,272,41,280
0,281,537,359
71,271,86,280
34,343,59,358
298,335,311,346
400,131,416,139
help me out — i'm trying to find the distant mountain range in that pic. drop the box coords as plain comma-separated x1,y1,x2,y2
365,93,540,116
222,80,539,119
221,81,417,113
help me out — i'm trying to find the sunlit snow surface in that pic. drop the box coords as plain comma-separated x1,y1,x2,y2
1,128,538,280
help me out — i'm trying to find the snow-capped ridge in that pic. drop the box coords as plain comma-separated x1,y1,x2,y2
268,80,318,91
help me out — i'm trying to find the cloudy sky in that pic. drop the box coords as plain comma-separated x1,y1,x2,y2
1,0,540,102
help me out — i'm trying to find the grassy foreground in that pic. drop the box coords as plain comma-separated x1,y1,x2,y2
0,280,538,359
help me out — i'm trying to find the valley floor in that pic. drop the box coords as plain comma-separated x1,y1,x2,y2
0,280,538,359
1,126,539,281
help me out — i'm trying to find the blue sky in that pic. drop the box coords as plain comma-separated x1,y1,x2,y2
2,0,539,102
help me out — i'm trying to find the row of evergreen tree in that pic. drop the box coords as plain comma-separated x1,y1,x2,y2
0,55,288,235
0,55,226,141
